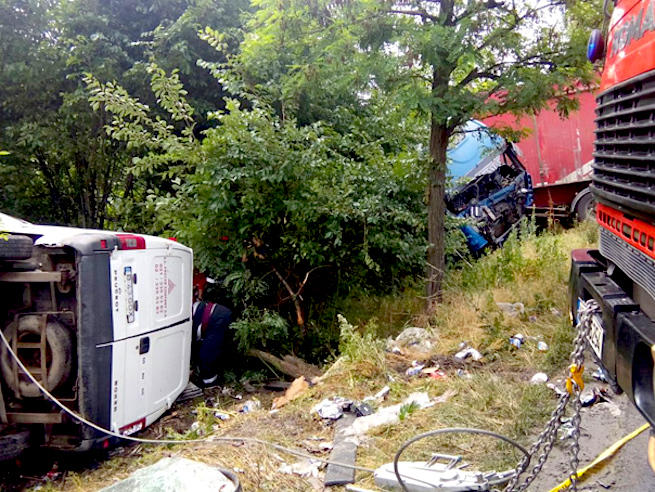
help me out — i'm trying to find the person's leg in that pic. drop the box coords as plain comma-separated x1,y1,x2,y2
198,305,232,383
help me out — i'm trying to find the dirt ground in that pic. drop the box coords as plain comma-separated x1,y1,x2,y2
534,384,654,491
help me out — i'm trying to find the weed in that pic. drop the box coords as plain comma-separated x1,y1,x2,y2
399,401,420,421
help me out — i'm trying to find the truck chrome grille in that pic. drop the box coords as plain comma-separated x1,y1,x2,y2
599,228,655,301
593,70,655,216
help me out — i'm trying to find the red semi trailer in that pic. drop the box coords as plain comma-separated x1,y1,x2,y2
484,90,597,222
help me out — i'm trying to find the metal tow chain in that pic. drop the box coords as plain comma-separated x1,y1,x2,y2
503,299,599,492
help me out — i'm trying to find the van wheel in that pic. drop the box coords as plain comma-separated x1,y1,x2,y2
574,191,595,222
0,234,33,260
0,316,73,398
0,429,31,461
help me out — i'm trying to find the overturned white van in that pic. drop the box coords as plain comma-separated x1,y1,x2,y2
0,213,192,459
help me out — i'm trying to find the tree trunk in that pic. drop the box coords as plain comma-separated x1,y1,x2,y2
425,118,449,313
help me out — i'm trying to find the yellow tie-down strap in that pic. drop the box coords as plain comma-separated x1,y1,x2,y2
548,422,651,492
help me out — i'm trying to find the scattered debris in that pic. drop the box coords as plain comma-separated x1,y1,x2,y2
312,397,352,420
580,388,609,408
592,367,609,383
343,391,454,438
272,376,310,409
278,459,323,478
558,419,576,440
537,341,549,352
422,367,447,380
405,361,425,376
529,315,538,322
363,385,390,403
325,414,358,486
497,302,525,317
388,327,434,353
456,369,472,379
530,372,549,384
581,390,599,407
214,411,231,421
302,438,334,454
351,402,374,417
190,421,203,434
99,457,239,492
44,464,61,482
375,457,514,491
509,333,525,349
454,347,482,361
547,382,567,397
239,398,261,413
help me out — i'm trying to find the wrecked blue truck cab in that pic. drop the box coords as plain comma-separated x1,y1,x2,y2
446,121,534,254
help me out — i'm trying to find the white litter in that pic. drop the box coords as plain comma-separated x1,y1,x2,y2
343,392,449,438
530,372,549,384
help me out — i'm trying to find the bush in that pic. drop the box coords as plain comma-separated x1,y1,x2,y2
162,101,428,354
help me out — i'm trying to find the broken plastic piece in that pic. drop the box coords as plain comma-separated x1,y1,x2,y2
454,347,482,361
496,302,525,317
312,397,352,420
406,361,426,376
592,367,609,383
530,372,548,384
279,459,322,478
509,334,524,349
272,376,309,409
239,398,261,413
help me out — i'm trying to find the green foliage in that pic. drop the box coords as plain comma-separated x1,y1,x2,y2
231,306,291,353
161,99,426,350
455,220,566,291
399,401,420,421
0,0,247,228
337,314,385,363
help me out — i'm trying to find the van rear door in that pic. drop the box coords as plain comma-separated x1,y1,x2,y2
109,239,192,434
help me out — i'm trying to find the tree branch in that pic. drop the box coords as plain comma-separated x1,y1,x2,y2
387,9,438,22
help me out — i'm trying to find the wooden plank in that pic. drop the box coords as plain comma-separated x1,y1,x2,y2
324,413,358,486
7,412,63,424
0,271,61,282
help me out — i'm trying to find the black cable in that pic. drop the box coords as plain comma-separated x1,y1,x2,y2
392,427,531,492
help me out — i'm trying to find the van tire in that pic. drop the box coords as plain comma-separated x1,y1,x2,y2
0,429,31,461
0,234,33,260
0,317,73,398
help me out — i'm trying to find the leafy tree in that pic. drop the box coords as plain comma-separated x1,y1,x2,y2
87,64,428,354
0,0,248,228
229,0,594,311
362,0,594,310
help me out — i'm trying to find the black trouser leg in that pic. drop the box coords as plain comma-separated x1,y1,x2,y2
198,305,232,380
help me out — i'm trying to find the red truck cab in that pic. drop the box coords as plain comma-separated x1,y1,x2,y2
570,0,655,442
